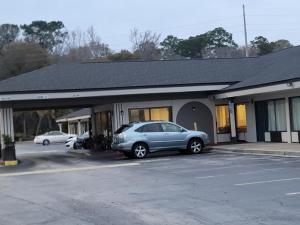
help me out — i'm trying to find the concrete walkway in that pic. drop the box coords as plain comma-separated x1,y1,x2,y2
212,142,300,157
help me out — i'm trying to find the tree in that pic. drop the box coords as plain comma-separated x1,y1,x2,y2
175,27,237,58
62,27,112,62
160,35,182,59
251,37,293,55
130,28,161,60
251,36,274,55
86,26,112,58
107,50,139,61
0,42,49,79
0,24,20,50
176,34,209,58
272,39,293,52
21,21,68,53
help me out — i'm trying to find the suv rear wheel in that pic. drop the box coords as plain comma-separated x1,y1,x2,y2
187,138,203,154
132,143,148,159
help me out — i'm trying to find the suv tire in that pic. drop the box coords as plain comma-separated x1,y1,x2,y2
132,143,148,159
187,138,203,154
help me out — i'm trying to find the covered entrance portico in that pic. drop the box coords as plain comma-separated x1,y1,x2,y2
0,83,228,156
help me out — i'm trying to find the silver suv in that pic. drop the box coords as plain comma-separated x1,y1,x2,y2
112,121,210,159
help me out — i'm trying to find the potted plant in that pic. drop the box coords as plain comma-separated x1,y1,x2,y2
1,134,16,161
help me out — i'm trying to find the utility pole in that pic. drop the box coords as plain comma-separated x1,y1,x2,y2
243,4,249,57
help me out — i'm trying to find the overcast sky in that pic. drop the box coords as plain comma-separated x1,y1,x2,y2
1,0,299,51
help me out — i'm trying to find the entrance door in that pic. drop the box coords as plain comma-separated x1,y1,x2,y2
255,101,268,141
176,101,214,143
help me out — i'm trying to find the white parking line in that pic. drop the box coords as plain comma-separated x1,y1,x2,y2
286,192,300,196
0,162,140,178
195,175,216,179
17,150,62,155
141,158,171,163
235,177,300,186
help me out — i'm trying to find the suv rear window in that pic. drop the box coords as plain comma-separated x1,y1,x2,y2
115,124,132,134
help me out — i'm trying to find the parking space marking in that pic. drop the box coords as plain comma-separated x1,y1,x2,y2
0,162,140,178
17,150,62,156
141,158,171,163
286,192,300,196
237,168,282,175
235,177,300,186
195,175,216,179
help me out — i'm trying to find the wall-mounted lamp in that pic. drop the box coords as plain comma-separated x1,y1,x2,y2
192,107,196,112
120,110,124,116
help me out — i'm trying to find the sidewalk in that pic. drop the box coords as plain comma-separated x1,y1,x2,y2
212,142,300,157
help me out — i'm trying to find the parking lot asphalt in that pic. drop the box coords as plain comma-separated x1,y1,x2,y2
0,143,300,225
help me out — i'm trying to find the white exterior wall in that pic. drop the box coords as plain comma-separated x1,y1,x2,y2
112,98,218,144
234,88,300,143
245,102,257,142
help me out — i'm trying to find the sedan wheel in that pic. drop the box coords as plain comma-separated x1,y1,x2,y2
188,139,203,154
43,139,50,146
132,143,148,159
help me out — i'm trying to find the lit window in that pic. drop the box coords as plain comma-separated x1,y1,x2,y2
236,104,247,132
129,107,171,122
216,105,230,134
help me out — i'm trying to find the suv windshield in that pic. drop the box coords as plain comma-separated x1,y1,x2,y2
115,124,132,134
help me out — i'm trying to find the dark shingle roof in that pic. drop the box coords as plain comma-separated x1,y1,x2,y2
224,46,300,91
0,57,257,94
0,46,299,95
57,108,91,120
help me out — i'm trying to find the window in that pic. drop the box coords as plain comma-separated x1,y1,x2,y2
216,105,230,134
236,104,247,132
291,97,300,131
268,99,287,131
161,123,182,132
129,107,171,122
137,123,163,132
115,124,132,134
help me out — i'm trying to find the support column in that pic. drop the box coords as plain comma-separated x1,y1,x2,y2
0,108,15,148
77,120,82,135
285,97,292,143
58,123,63,132
67,122,71,134
91,109,96,137
228,100,237,142
86,121,90,134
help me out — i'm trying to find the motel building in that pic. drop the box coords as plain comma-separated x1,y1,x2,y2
0,46,300,147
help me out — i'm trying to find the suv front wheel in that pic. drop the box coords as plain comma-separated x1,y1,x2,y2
132,143,148,159
187,138,203,154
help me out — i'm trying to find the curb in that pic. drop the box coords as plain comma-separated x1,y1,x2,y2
0,160,19,167
212,148,300,157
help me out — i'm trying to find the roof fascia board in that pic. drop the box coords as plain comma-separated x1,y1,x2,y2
215,81,300,99
0,85,229,102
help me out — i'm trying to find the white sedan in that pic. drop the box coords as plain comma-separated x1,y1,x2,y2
34,131,77,145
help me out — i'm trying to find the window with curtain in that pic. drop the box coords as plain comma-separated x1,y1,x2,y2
216,105,230,134
291,97,300,131
267,99,287,131
129,107,171,123
236,104,247,132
